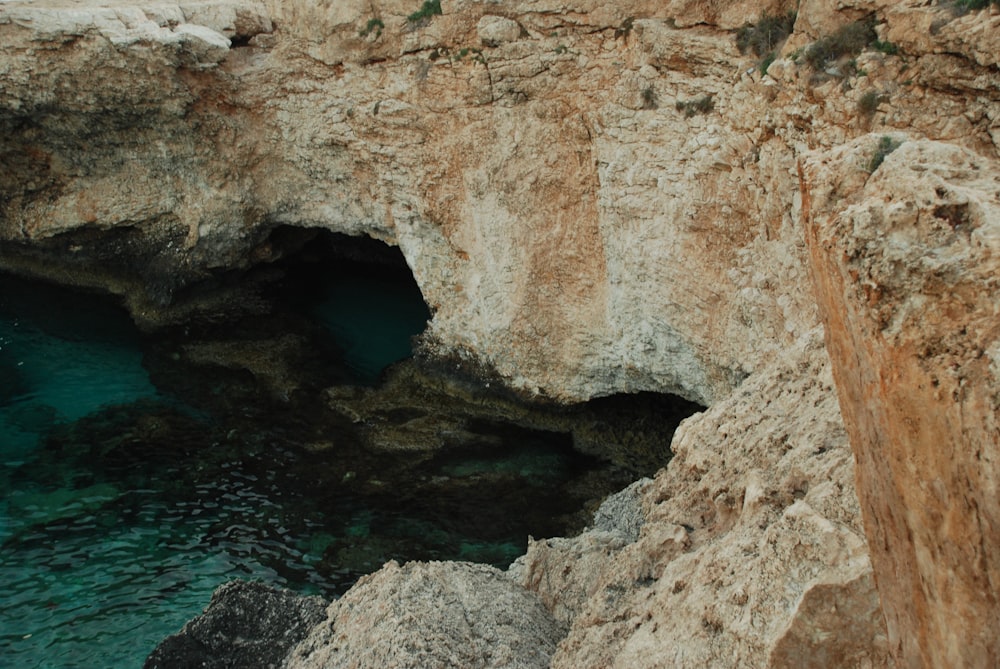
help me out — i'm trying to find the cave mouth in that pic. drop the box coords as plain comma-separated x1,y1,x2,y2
269,227,431,384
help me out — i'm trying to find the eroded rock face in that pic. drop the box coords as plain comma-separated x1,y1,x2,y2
284,560,564,669
0,0,832,404
1,2,997,403
3,0,1000,667
512,334,889,668
804,137,1000,668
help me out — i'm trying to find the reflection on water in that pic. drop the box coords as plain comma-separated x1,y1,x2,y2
0,272,628,668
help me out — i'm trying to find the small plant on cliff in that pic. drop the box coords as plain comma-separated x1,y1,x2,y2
735,10,797,74
872,39,899,56
614,17,635,40
866,136,903,173
407,0,442,25
954,0,1000,10
857,90,884,117
359,17,384,39
641,86,657,109
675,94,714,118
803,19,877,71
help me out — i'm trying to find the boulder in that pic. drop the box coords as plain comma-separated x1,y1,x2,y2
477,16,521,47
285,561,564,669
144,580,328,669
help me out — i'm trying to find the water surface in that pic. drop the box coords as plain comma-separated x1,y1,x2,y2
0,271,626,668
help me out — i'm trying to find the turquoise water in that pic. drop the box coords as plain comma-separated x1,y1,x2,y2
0,272,623,668
0,281,158,469
310,273,430,383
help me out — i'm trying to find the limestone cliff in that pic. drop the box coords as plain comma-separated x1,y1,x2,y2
805,137,1000,667
3,0,999,667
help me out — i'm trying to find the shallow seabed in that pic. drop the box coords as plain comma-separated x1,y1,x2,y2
0,271,633,668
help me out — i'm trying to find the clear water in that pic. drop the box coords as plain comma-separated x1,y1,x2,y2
0,273,624,668
0,283,158,469
310,273,430,383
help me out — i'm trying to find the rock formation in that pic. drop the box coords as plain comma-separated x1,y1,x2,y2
512,334,888,668
286,561,565,669
2,0,999,667
144,580,328,668
804,137,1000,667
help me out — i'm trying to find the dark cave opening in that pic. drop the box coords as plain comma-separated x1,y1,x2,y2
267,228,431,384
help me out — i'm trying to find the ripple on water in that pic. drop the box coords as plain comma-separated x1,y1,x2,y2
1,481,320,668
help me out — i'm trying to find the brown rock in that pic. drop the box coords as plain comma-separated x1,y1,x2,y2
804,136,1000,667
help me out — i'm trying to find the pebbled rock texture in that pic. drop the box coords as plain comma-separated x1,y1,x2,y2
144,579,328,669
284,560,564,669
512,333,889,668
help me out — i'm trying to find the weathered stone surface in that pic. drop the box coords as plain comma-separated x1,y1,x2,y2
144,580,328,669
591,476,650,542
285,560,564,669
514,334,889,668
174,23,231,67
477,15,521,47
804,136,1000,668
2,0,996,405
2,1,999,667
507,478,653,627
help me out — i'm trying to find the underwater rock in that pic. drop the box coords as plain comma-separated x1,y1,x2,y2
5,482,121,530
3,402,59,432
144,580,327,669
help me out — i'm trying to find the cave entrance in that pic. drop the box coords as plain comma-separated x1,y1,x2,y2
273,228,431,384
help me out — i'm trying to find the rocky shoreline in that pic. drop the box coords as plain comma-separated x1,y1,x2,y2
146,480,649,669
3,0,999,666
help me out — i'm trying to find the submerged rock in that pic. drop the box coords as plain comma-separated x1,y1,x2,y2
285,560,564,669
144,580,327,669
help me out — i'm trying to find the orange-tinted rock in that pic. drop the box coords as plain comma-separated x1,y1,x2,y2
804,137,1000,667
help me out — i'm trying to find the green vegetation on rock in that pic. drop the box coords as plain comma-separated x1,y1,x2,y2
867,136,903,173
407,0,442,24
857,90,884,117
735,10,797,74
359,18,384,39
804,19,877,70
